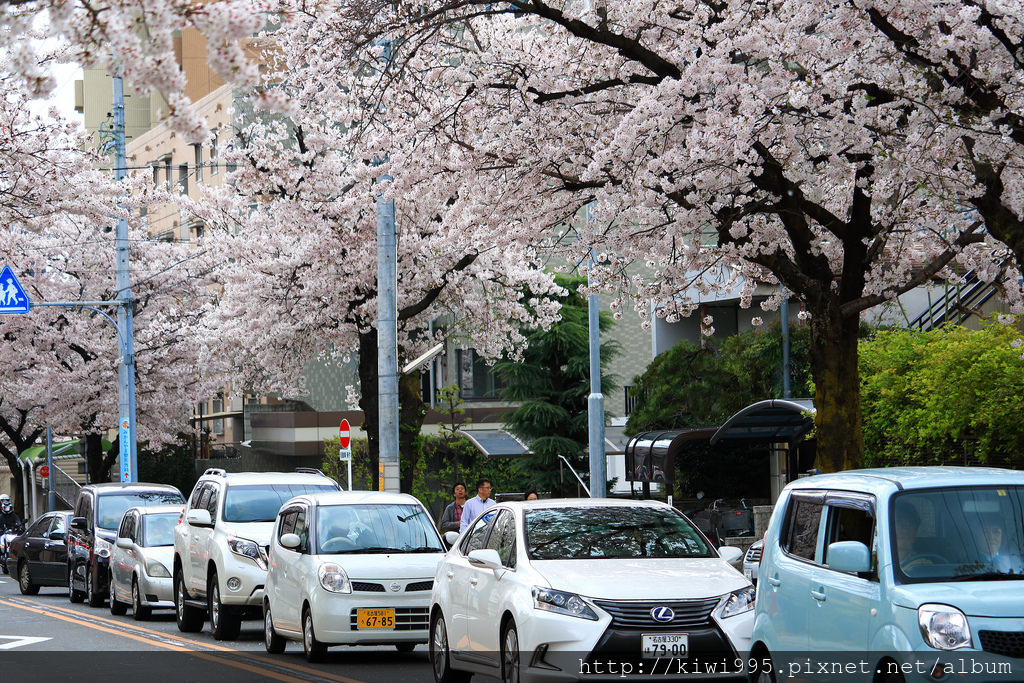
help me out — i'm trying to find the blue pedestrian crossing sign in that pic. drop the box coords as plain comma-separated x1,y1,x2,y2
0,266,29,314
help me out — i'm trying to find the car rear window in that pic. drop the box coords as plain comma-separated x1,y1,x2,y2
525,506,713,560
224,483,338,522
96,492,185,531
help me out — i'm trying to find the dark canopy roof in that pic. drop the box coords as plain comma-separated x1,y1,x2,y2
709,398,816,445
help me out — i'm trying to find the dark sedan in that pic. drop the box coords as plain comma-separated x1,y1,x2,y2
7,510,72,595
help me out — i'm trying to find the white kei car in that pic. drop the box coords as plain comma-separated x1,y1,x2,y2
263,490,447,662
430,499,754,683
109,504,184,620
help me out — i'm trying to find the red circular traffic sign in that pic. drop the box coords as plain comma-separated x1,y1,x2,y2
39,465,50,478
339,419,351,450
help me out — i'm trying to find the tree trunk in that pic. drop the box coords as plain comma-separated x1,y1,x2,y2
85,432,113,483
358,330,381,490
807,312,864,473
399,371,426,493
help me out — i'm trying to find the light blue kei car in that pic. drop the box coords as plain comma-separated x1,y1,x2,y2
750,467,1024,683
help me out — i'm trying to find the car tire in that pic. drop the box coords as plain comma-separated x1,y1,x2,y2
302,607,327,663
86,565,104,607
132,577,152,621
174,571,204,633
18,561,39,596
750,651,776,683
501,621,520,683
109,572,128,615
208,571,241,641
264,605,286,654
68,564,85,603
430,611,470,683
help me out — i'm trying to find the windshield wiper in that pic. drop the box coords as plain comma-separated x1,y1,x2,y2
397,546,443,553
398,509,427,522
948,571,1024,582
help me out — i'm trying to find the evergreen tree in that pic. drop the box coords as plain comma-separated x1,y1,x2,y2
494,274,620,496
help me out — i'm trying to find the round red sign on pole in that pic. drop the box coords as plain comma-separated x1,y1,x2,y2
339,419,351,450
39,465,50,478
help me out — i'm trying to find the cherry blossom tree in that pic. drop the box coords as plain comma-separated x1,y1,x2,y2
295,0,1022,472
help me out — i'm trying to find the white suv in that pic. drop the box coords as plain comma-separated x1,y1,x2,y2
173,468,340,640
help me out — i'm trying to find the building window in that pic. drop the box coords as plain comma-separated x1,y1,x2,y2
212,397,224,435
163,156,172,190
193,144,203,182
210,136,219,176
151,163,159,187
456,348,505,399
178,163,189,194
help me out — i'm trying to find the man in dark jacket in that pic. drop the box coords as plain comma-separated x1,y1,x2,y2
439,482,467,533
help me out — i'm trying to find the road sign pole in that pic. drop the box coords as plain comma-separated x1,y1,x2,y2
46,428,54,512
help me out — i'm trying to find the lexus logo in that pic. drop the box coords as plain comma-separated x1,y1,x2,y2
389,582,402,592
650,607,675,623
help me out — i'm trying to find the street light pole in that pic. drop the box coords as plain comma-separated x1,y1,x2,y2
112,75,138,483
586,203,607,497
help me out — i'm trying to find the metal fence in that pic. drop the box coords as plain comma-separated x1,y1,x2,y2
48,463,81,509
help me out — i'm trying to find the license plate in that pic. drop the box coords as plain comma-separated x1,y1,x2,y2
744,568,753,580
357,608,395,629
642,633,688,658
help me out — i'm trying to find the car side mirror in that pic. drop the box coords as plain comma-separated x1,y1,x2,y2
49,531,66,542
827,541,872,573
115,537,133,549
467,548,503,570
718,546,743,564
443,531,460,547
71,516,87,530
280,533,301,549
185,509,213,527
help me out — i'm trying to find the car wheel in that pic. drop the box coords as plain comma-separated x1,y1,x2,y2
18,561,39,596
132,577,152,621
68,564,85,603
86,565,104,607
109,572,128,615
208,571,241,641
174,571,204,632
501,621,520,683
302,607,327,663
430,611,470,683
750,651,776,683
264,605,286,654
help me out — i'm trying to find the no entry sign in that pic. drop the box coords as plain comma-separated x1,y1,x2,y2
339,419,351,450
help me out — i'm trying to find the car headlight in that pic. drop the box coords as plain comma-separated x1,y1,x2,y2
227,537,267,570
145,560,171,578
95,537,113,558
532,587,598,620
318,563,351,593
718,586,756,618
919,603,971,650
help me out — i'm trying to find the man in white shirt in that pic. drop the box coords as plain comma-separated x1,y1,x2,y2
460,478,496,533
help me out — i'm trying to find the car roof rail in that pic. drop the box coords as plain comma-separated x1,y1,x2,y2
203,468,227,477
294,467,329,478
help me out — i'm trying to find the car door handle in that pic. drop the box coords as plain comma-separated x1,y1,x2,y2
811,589,826,601
446,570,454,579
766,577,781,587
469,577,478,586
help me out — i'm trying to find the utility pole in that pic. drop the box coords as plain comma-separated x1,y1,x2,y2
113,75,138,483
377,188,400,492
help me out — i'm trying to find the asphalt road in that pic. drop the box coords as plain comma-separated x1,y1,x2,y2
0,573,474,683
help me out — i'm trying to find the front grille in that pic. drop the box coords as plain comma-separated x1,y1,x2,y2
745,545,762,563
591,597,720,630
979,630,1024,658
352,582,385,592
350,607,430,631
405,580,433,592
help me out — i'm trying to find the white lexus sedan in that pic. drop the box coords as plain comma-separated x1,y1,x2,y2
430,499,754,683
263,490,447,662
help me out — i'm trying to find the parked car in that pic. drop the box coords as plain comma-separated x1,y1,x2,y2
109,504,184,620
429,498,754,683
173,468,341,640
263,490,446,661
743,539,763,585
750,467,1024,683
68,482,185,607
6,510,73,595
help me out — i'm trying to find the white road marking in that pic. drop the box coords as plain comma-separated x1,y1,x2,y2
0,634,52,649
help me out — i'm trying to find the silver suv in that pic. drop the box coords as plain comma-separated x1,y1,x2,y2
173,468,340,640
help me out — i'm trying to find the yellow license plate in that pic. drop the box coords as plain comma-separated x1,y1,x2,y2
357,608,395,629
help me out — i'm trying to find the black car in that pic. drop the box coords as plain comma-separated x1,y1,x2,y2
7,510,73,595
68,483,185,607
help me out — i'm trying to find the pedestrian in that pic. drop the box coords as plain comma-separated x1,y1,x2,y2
439,482,468,533
524,490,539,501
460,478,496,533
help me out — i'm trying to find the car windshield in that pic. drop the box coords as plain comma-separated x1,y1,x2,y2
892,486,1024,582
315,503,444,554
141,512,180,547
223,484,338,523
525,506,714,560
97,492,184,531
